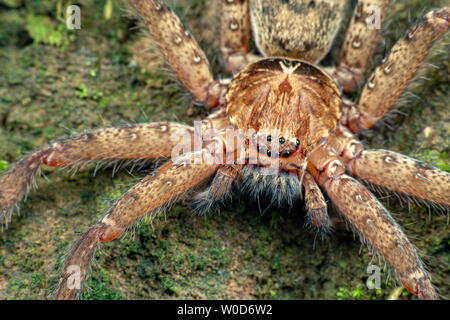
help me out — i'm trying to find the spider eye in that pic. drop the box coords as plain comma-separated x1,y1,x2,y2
267,135,272,142
282,150,291,158
296,139,300,148
279,137,285,144
267,150,271,157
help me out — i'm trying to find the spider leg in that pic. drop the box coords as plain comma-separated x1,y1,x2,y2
347,150,450,207
309,151,436,300
129,0,228,108
0,123,194,222
302,172,330,231
53,223,106,300
220,0,259,74
191,164,242,214
326,175,435,300
328,0,390,92
54,151,221,299
326,125,449,207
346,7,449,133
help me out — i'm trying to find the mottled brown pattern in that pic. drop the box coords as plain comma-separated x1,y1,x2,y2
0,0,448,300
348,7,449,132
226,58,341,154
250,0,348,62
99,152,220,241
220,0,252,74
302,172,329,228
332,0,390,92
49,122,195,161
54,223,106,300
0,123,195,220
324,175,436,300
0,150,46,222
348,150,450,206
54,153,220,298
129,0,214,102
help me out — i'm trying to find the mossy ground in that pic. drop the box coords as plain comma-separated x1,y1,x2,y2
0,0,448,300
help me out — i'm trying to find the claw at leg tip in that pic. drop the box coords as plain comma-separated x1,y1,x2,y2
99,224,124,242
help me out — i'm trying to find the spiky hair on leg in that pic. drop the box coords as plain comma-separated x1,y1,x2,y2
125,0,220,73
191,165,238,215
0,150,47,228
303,207,334,241
324,173,438,299
357,176,449,221
335,202,440,299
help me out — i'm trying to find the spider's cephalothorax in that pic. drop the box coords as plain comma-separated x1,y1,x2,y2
218,57,342,213
0,0,449,300
226,58,341,170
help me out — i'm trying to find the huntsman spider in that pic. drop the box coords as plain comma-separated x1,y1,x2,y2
0,0,448,299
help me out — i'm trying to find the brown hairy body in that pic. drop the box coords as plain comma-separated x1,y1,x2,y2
0,0,449,300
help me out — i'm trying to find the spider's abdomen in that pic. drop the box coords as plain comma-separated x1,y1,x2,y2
226,58,341,154
250,0,348,62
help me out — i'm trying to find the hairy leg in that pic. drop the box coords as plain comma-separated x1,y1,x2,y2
54,223,105,300
346,7,449,133
308,149,436,299
220,0,258,74
55,151,221,299
325,174,435,299
302,172,329,230
326,126,449,207
192,164,242,214
347,150,450,207
129,0,227,107
0,123,193,220
329,0,390,92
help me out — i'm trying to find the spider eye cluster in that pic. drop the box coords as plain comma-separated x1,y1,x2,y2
253,133,300,158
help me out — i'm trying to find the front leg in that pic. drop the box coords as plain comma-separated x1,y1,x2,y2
325,174,436,300
326,126,450,207
55,152,221,299
302,172,330,232
309,153,436,300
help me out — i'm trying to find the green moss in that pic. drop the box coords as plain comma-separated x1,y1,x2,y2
0,160,10,172
81,271,123,300
25,14,71,47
